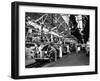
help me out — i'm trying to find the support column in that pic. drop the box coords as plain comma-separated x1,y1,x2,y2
59,45,62,58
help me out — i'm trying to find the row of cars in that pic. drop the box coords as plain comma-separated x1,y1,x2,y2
25,41,89,61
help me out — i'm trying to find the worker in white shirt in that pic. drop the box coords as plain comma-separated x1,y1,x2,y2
66,44,70,54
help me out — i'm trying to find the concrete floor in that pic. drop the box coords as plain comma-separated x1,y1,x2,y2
44,52,89,67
